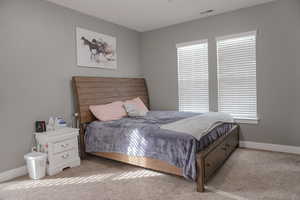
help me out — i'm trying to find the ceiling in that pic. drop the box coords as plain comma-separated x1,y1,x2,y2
46,0,276,32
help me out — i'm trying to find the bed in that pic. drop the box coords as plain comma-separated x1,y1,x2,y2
72,76,239,192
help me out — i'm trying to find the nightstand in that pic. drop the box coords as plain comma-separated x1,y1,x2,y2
34,127,81,176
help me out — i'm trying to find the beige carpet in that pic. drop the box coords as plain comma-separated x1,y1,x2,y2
0,149,300,200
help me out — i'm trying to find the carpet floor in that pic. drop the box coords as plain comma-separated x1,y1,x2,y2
0,148,300,200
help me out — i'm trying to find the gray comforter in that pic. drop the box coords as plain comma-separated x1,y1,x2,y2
85,111,233,181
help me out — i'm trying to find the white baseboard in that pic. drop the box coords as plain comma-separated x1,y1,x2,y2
0,142,299,183
240,141,300,155
0,166,27,183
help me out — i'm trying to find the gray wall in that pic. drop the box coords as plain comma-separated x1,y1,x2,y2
141,0,300,146
0,0,141,172
1,0,300,173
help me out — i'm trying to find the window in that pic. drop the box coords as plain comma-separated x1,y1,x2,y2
177,40,209,113
217,31,257,121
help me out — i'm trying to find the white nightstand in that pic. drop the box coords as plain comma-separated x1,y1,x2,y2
34,127,81,176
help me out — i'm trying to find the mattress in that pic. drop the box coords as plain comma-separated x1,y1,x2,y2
85,111,234,181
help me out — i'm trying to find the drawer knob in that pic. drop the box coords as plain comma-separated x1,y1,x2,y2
61,144,69,148
62,154,69,159
221,147,227,151
206,163,211,167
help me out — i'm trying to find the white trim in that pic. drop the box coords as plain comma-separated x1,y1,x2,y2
234,118,259,124
176,39,208,48
0,142,298,183
216,30,257,41
0,166,27,183
240,141,300,155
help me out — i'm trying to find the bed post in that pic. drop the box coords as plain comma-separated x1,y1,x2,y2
79,124,87,159
72,77,86,160
236,125,240,148
196,154,205,192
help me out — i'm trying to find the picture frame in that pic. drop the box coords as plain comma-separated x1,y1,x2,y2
76,27,117,69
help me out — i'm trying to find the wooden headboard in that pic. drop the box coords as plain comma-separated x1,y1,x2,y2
72,76,149,124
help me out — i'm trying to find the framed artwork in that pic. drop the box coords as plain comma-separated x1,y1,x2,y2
76,27,117,69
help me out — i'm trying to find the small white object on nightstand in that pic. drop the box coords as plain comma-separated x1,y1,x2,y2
34,127,81,176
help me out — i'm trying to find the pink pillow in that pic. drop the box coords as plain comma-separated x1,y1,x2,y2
124,97,149,113
89,101,127,121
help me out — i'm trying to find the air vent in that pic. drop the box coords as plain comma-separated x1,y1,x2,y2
200,9,214,15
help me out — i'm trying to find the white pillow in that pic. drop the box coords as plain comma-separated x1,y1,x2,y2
123,103,147,117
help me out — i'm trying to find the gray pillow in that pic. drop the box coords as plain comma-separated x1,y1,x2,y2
123,103,147,117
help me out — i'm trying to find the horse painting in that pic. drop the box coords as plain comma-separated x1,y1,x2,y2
81,36,115,63
77,27,117,68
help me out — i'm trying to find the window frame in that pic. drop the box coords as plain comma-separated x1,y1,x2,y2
216,31,259,124
176,39,210,113
175,31,259,124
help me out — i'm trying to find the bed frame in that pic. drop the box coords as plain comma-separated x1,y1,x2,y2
72,76,239,192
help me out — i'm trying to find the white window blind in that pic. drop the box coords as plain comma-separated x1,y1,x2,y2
177,40,209,113
217,31,257,120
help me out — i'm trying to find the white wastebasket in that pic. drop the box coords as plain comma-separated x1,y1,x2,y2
24,152,47,180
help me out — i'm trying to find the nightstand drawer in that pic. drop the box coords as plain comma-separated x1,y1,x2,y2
53,138,77,154
51,149,78,165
